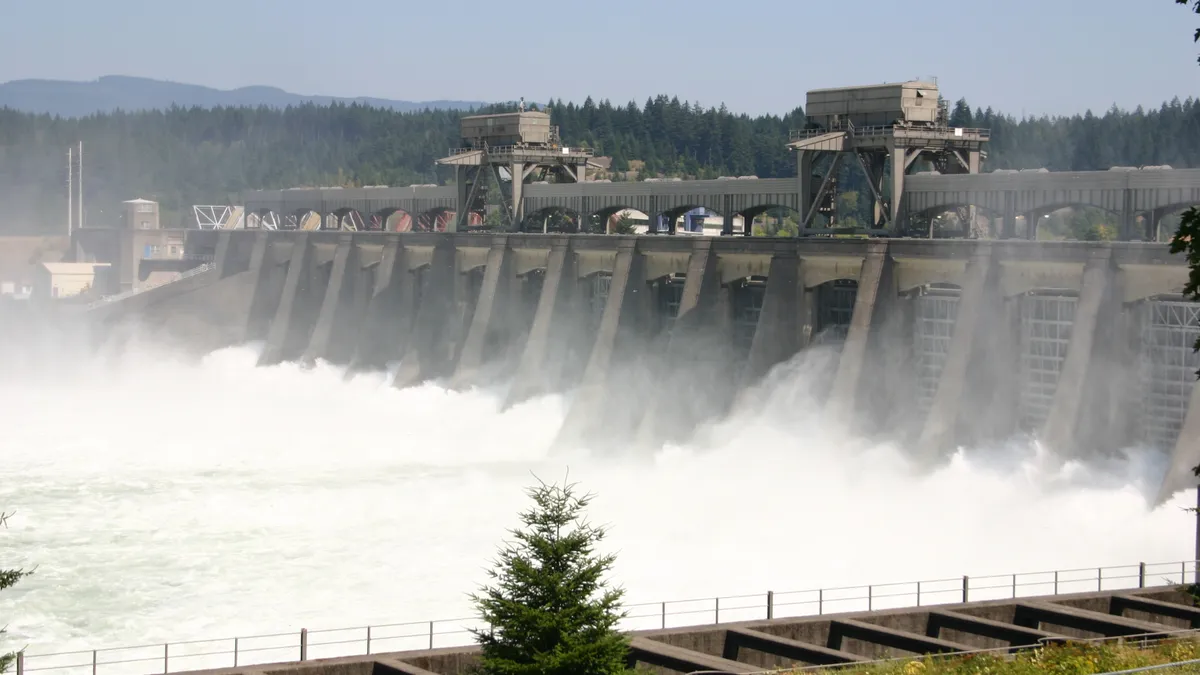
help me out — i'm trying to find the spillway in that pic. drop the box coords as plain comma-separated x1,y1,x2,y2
0,330,1195,667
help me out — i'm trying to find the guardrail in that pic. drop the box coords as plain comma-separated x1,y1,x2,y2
85,263,214,309
787,125,991,142
14,559,1197,675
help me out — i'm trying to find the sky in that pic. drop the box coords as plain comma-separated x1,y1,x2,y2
0,0,1197,118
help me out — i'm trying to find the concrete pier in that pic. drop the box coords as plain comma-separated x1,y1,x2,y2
87,229,1197,498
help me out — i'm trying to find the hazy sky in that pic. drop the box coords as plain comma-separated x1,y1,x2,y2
1,0,1197,117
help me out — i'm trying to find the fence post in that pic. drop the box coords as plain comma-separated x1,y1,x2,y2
917,581,921,607
962,576,969,603
92,650,97,675
1184,561,1188,585
234,638,239,667
1139,562,1146,588
715,597,720,624
164,643,169,674
1098,567,1103,592
366,626,372,655
661,602,666,629
300,628,308,661
1012,574,1017,599
15,651,23,675
767,591,774,620
429,621,434,650
868,586,873,612
1054,571,1059,595
818,589,824,615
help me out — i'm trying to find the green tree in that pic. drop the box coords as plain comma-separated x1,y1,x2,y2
470,478,629,675
1,511,30,674
1171,0,1200,372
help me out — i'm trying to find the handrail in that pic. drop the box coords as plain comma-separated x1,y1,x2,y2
787,125,991,142
15,559,1197,675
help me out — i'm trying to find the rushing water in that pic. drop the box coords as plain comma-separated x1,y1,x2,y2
0,338,1195,671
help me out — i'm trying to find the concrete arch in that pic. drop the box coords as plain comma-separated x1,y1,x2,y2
739,204,800,237
246,208,279,230
330,207,368,231
372,207,415,232
589,206,649,234
654,205,725,235
523,206,582,234
414,207,457,232
287,208,323,231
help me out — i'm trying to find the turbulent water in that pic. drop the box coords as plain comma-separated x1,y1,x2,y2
0,337,1196,671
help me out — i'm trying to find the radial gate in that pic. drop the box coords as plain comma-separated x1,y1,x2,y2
1017,293,1077,431
1137,299,1200,449
813,280,858,346
912,290,961,413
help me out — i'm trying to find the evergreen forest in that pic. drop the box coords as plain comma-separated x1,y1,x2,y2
1,93,1199,234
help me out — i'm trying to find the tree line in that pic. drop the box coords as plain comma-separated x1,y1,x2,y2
1,90,1200,233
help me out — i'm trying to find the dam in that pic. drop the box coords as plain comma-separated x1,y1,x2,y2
86,227,1200,496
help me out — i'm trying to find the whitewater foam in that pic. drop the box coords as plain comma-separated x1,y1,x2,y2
0,340,1194,664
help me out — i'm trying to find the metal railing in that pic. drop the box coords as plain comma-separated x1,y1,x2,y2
788,125,991,142
85,263,214,309
13,559,1197,675
447,144,594,157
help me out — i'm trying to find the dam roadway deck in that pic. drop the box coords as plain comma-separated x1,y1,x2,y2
87,230,1200,498
241,168,1200,240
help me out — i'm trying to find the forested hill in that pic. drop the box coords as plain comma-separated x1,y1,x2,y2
1,94,1199,233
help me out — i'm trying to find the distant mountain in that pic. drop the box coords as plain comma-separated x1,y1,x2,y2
0,75,488,117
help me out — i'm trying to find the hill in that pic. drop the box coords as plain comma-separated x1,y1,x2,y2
0,75,486,117
0,94,1197,236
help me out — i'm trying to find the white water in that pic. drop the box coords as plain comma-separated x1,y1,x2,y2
0,340,1195,671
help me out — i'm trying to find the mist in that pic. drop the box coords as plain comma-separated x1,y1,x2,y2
0,309,1193,665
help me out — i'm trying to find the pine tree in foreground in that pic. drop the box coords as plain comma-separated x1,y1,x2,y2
470,478,629,675
1,511,30,674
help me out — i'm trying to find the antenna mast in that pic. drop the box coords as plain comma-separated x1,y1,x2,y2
78,141,83,229
67,147,73,238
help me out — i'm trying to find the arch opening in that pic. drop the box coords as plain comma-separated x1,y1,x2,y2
741,205,802,237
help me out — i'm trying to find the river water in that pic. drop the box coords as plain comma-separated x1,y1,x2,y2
0,338,1193,672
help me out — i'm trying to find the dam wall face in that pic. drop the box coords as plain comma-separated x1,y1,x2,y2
89,230,1200,492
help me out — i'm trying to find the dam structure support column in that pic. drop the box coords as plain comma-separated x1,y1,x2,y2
1039,246,1116,455
258,232,315,367
634,238,725,446
506,238,577,406
918,242,997,456
826,240,893,421
393,239,457,387
302,235,365,366
350,239,412,372
555,239,648,448
744,248,802,383
452,236,515,387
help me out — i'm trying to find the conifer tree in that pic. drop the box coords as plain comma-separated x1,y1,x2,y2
470,478,629,675
1,511,30,674
1172,0,1200,373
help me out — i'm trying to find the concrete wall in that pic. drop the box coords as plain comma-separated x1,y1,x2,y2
89,231,1199,498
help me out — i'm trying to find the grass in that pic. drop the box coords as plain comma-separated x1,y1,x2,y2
779,639,1200,674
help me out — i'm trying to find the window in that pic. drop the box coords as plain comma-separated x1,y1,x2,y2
136,204,153,213
140,221,149,229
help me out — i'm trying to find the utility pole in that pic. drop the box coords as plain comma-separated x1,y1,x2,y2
67,147,73,238
1195,486,1199,584
78,141,83,229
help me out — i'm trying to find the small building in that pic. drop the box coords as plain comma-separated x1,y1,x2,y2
123,198,160,230
33,261,110,300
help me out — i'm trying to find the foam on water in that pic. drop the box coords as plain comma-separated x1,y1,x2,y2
0,340,1194,663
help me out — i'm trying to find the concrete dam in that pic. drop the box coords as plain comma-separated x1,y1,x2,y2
87,228,1200,497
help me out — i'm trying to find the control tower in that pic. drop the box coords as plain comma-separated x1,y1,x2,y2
437,103,594,231
788,81,989,231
